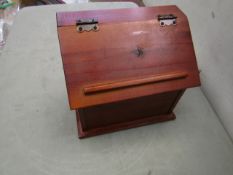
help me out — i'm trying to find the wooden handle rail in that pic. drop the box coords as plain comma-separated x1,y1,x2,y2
83,71,188,94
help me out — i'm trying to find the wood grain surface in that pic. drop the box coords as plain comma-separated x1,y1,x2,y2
83,71,188,94
57,6,200,109
77,111,176,138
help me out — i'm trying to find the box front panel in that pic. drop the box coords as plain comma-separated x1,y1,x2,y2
79,90,181,130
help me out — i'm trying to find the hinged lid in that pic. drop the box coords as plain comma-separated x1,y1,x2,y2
57,6,200,109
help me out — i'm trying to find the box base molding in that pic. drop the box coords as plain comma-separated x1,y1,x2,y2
76,111,176,138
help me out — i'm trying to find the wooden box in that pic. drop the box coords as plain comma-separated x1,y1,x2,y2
56,6,200,138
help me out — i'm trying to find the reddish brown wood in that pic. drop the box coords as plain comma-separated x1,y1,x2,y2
168,90,185,113
76,90,183,138
91,0,145,7
57,6,201,138
77,111,175,138
82,90,179,129
57,6,186,27
84,71,188,94
57,9,200,108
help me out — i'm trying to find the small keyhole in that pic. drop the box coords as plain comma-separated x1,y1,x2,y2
135,47,144,57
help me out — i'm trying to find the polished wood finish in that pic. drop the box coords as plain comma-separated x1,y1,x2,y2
77,90,182,138
77,111,175,138
83,71,188,94
81,90,179,129
57,6,186,27
57,6,200,109
57,6,200,138
90,0,145,7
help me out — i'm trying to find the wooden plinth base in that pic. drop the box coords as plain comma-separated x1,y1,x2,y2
76,111,176,138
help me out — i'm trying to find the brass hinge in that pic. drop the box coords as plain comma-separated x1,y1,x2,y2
158,14,177,26
76,18,99,32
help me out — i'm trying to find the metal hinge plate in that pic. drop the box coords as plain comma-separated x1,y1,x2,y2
76,18,99,32
158,14,177,26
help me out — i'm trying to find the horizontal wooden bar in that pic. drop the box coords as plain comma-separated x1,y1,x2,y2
83,71,188,94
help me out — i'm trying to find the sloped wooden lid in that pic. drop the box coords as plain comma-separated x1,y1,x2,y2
57,6,200,109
